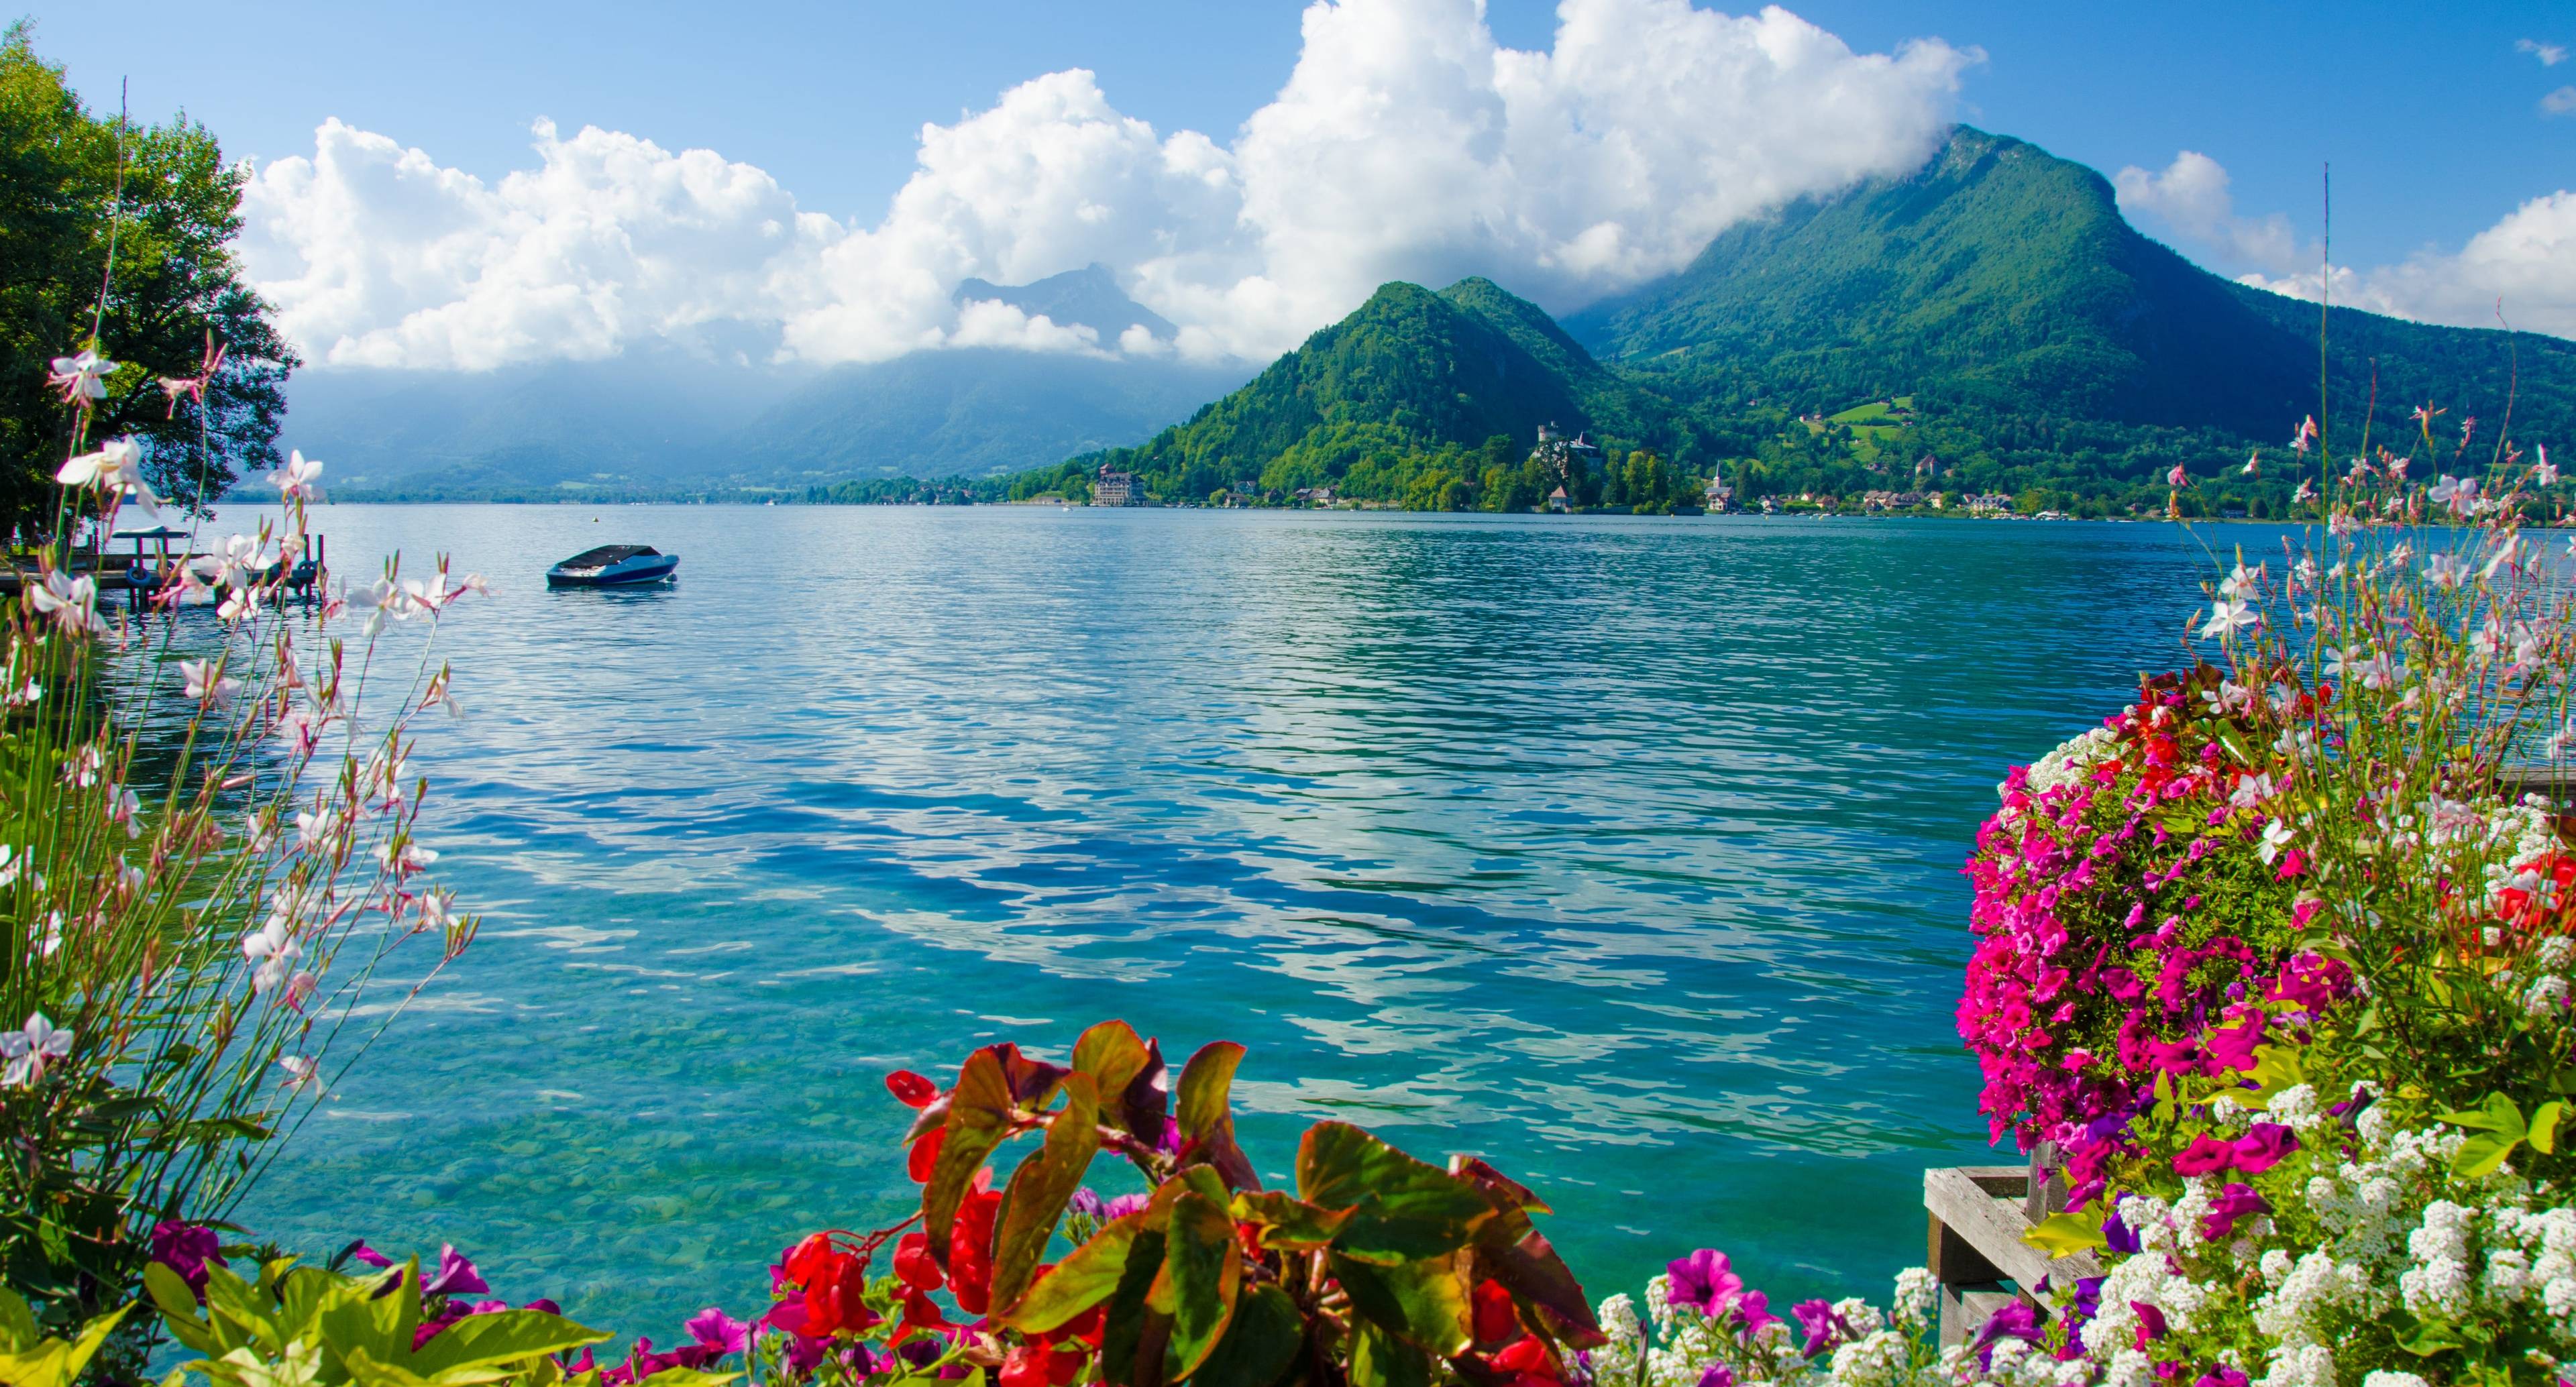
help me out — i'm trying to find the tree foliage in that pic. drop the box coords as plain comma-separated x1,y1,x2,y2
0,25,293,532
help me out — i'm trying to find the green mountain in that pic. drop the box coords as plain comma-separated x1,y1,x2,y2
1564,127,2571,488
986,127,2566,516
995,278,1693,508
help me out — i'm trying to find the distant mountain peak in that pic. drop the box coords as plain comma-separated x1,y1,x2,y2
951,262,1176,345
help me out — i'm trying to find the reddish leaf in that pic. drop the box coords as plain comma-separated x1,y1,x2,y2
888,1070,940,1108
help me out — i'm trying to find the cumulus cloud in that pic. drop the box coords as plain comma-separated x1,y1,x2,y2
2112,151,2303,276
2546,86,2576,117
243,0,1974,371
2243,190,2576,340
2522,38,2569,66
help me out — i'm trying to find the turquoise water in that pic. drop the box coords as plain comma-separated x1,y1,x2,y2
205,504,2237,1338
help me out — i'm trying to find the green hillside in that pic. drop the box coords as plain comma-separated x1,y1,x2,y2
974,125,2568,516
998,279,1699,510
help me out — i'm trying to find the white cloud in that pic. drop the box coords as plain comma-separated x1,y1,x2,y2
2545,86,2576,116
243,0,1973,371
2241,191,2576,340
2522,38,2569,66
2112,151,2304,276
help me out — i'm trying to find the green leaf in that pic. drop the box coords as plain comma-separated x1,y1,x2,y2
144,1264,219,1355
1156,1191,1242,1383
1296,1123,1493,1263
2396,1315,2467,1357
2453,1132,2521,1179
2023,1211,2110,1258
924,1047,1024,1264
631,1371,743,1387
2531,1101,2563,1156
2436,1093,2525,1138
1175,1043,1260,1190
1000,1210,1150,1332
990,1074,1104,1314
408,1311,612,1376
1329,1256,1470,1357
1344,1319,1430,1387
1230,1191,1354,1250
1097,1232,1167,1387
1071,1022,1156,1131
1176,1043,1244,1141
1187,1284,1302,1387
0,1288,35,1353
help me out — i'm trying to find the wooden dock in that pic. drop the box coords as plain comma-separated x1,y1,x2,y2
1923,1146,2100,1347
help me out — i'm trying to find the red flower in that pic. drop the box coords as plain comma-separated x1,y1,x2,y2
1472,1279,1519,1343
908,1127,947,1183
1491,1334,1562,1387
894,1232,944,1292
949,1180,1002,1315
888,1070,940,1107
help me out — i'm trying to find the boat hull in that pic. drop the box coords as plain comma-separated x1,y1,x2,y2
547,555,680,588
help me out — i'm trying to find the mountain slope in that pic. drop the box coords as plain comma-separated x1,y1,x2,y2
1566,127,2573,446
1057,278,1682,500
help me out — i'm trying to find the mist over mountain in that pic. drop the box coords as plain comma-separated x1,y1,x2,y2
301,266,1250,500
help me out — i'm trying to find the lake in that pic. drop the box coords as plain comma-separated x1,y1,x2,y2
197,502,2244,1337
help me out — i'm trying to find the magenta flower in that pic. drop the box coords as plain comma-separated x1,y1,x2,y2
150,1221,221,1297
423,1245,488,1297
1696,1365,1735,1387
1792,1299,1850,1358
1664,1250,1742,1318
685,1307,753,1357
1102,1192,1152,1220
2232,1124,2299,1174
347,1241,394,1270
2171,1135,2236,1176
2200,1184,2267,1240
1735,1290,1775,1338
2194,1368,2249,1387
2130,1301,2169,1351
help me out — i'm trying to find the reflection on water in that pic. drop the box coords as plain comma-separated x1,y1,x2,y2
189,504,2232,1333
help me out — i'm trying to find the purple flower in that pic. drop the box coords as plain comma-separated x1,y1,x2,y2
685,1307,753,1357
346,1241,394,1270
2102,1203,2142,1256
1695,1365,1735,1387
423,1245,488,1298
1067,1188,1107,1219
2232,1123,2300,1174
1100,1192,1151,1221
150,1221,221,1296
1970,1301,2039,1368
782,1331,830,1376
1664,1250,1743,1318
1792,1299,1850,1358
2200,1184,2268,1241
2194,1367,2250,1387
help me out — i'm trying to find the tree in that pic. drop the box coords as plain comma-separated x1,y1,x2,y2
1,25,294,535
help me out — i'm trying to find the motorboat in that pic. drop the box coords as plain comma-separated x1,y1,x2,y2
547,544,679,588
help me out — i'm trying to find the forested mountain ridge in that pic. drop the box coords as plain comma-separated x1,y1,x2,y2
979,126,2567,515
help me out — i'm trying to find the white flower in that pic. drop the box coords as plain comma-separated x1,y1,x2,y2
2361,1374,2430,1387
178,658,241,706
2430,474,2480,516
269,449,323,500
2201,599,2261,639
28,570,107,636
54,437,158,512
2220,563,2265,600
2538,443,2558,486
2424,553,2469,590
2259,818,2296,863
34,911,62,959
277,1054,317,1091
240,916,302,993
2484,535,2524,581
0,1012,73,1087
47,349,115,402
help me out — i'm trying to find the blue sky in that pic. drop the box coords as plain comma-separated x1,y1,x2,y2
16,1,2574,368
